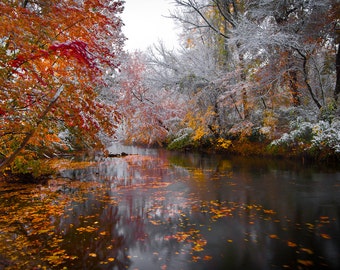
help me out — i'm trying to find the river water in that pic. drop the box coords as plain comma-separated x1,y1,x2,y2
0,144,339,269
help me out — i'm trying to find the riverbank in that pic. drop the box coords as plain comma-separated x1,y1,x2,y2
1,137,339,184
166,136,340,163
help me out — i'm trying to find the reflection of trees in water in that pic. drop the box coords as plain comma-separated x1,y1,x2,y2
1,150,339,269
54,187,191,269
57,193,131,270
55,151,340,269
59,155,172,187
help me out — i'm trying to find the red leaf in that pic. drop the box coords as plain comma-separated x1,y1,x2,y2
0,107,6,116
49,41,96,68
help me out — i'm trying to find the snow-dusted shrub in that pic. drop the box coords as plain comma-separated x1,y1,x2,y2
311,120,340,153
270,118,340,155
167,128,194,150
270,119,314,147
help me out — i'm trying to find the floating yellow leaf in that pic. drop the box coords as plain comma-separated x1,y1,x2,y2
300,248,314,254
269,234,279,239
150,220,162,226
76,226,97,233
108,257,115,262
192,238,207,252
192,245,204,252
89,253,97,258
263,209,276,214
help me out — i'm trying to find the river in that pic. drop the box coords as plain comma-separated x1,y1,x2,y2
0,144,339,269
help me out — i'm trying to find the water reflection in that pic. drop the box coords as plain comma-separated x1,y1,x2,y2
0,145,339,269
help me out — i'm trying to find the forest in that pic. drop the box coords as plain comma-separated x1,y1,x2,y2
1,0,340,179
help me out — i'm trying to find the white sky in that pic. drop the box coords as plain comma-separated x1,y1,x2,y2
121,0,180,51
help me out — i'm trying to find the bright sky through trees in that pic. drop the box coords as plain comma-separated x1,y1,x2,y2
121,0,179,51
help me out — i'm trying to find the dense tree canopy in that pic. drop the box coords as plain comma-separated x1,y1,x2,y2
0,0,124,174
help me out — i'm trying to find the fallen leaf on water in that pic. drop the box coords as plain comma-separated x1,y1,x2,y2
192,245,204,252
269,234,279,239
263,209,276,214
320,233,331,239
297,259,313,266
203,255,212,261
108,257,115,262
150,220,162,226
76,226,98,233
287,241,297,247
192,256,201,262
89,253,97,258
192,238,207,252
300,248,313,254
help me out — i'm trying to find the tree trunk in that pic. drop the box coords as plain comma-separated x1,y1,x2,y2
242,88,249,119
288,70,301,107
298,50,322,109
22,0,29,8
335,44,340,102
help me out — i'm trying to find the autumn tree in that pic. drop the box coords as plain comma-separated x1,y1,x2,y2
0,0,124,175
112,52,187,146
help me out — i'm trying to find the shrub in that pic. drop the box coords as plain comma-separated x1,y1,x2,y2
311,120,340,153
269,118,340,158
167,128,194,150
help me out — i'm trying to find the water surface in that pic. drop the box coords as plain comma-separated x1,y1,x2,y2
0,145,339,269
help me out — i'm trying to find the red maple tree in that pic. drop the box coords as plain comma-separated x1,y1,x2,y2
0,0,125,174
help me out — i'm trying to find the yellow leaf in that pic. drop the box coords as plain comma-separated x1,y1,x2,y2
263,209,276,214
300,248,314,254
89,253,97,258
192,245,204,252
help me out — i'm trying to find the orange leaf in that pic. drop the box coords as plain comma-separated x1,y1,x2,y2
287,241,297,247
297,260,313,266
320,233,331,239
